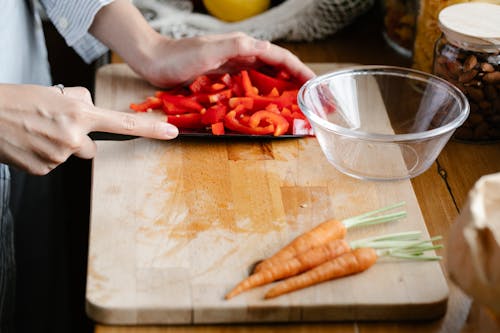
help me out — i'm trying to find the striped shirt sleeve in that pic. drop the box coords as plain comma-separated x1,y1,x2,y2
40,0,114,63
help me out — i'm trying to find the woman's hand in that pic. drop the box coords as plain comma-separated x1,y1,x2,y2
89,0,315,88
0,84,178,175
138,32,316,88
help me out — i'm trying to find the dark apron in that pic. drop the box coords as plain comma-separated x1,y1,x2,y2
0,164,15,333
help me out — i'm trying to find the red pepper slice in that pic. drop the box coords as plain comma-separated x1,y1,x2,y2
240,70,258,96
156,91,204,112
129,96,162,112
167,113,204,129
210,83,226,91
248,69,295,95
192,89,232,105
248,110,289,136
208,89,232,104
189,75,212,94
229,97,254,109
224,110,274,135
211,122,225,135
201,104,227,125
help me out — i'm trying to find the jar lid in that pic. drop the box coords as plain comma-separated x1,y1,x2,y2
438,2,500,50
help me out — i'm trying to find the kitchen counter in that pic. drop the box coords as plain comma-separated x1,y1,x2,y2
94,7,500,333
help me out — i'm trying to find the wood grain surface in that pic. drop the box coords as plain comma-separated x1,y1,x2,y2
93,7,500,332
87,63,448,325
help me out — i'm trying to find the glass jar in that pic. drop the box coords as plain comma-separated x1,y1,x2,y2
432,3,500,142
382,0,417,58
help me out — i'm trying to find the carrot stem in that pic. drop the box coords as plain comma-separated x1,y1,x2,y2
342,201,407,229
349,231,422,248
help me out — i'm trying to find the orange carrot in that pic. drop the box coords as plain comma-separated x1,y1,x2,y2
253,202,407,273
264,247,378,299
225,239,351,299
253,219,346,274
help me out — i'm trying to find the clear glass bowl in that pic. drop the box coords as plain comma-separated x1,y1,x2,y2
298,66,470,181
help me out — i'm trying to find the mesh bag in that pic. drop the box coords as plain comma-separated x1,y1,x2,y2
133,0,375,41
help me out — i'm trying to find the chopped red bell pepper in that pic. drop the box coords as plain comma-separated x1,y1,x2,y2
224,110,274,135
156,92,204,113
210,83,226,91
248,110,289,136
167,113,204,129
129,96,162,112
229,97,254,109
248,69,295,95
130,67,312,136
240,70,258,96
201,104,227,125
189,75,212,94
211,122,225,135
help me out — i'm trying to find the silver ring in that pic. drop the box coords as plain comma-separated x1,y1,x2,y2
54,84,65,95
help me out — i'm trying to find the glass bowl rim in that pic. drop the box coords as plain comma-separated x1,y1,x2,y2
298,65,470,142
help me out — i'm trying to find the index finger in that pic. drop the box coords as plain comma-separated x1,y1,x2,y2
88,107,179,139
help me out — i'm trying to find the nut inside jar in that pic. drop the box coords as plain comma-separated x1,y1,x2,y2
432,3,500,142
434,40,500,141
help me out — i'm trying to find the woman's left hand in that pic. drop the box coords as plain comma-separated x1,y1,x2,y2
139,32,316,88
90,0,315,88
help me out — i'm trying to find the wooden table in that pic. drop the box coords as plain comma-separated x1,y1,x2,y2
95,7,500,333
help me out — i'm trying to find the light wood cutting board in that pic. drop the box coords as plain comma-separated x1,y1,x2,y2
86,63,449,325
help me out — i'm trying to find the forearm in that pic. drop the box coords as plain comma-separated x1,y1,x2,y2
89,0,165,77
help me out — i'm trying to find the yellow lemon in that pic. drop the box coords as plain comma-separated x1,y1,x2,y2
202,0,271,22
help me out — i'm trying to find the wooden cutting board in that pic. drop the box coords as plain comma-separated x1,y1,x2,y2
86,63,449,325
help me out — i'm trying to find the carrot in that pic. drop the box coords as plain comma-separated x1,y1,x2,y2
265,248,378,299
226,231,427,299
225,239,351,299
253,202,407,273
264,236,444,299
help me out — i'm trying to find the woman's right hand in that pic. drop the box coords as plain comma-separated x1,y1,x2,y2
0,84,178,175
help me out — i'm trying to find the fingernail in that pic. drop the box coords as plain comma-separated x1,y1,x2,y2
254,39,269,50
161,123,179,138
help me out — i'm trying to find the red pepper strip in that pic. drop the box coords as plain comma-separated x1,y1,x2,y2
211,83,226,91
211,122,225,135
130,96,162,112
281,89,298,101
156,91,204,112
192,89,232,105
248,69,295,95
224,110,274,135
229,97,253,109
265,103,280,114
267,87,280,97
240,70,258,96
201,104,227,125
208,89,232,104
229,73,244,96
252,95,295,109
167,113,204,129
189,75,212,94
220,73,232,86
248,110,289,136
281,107,292,117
